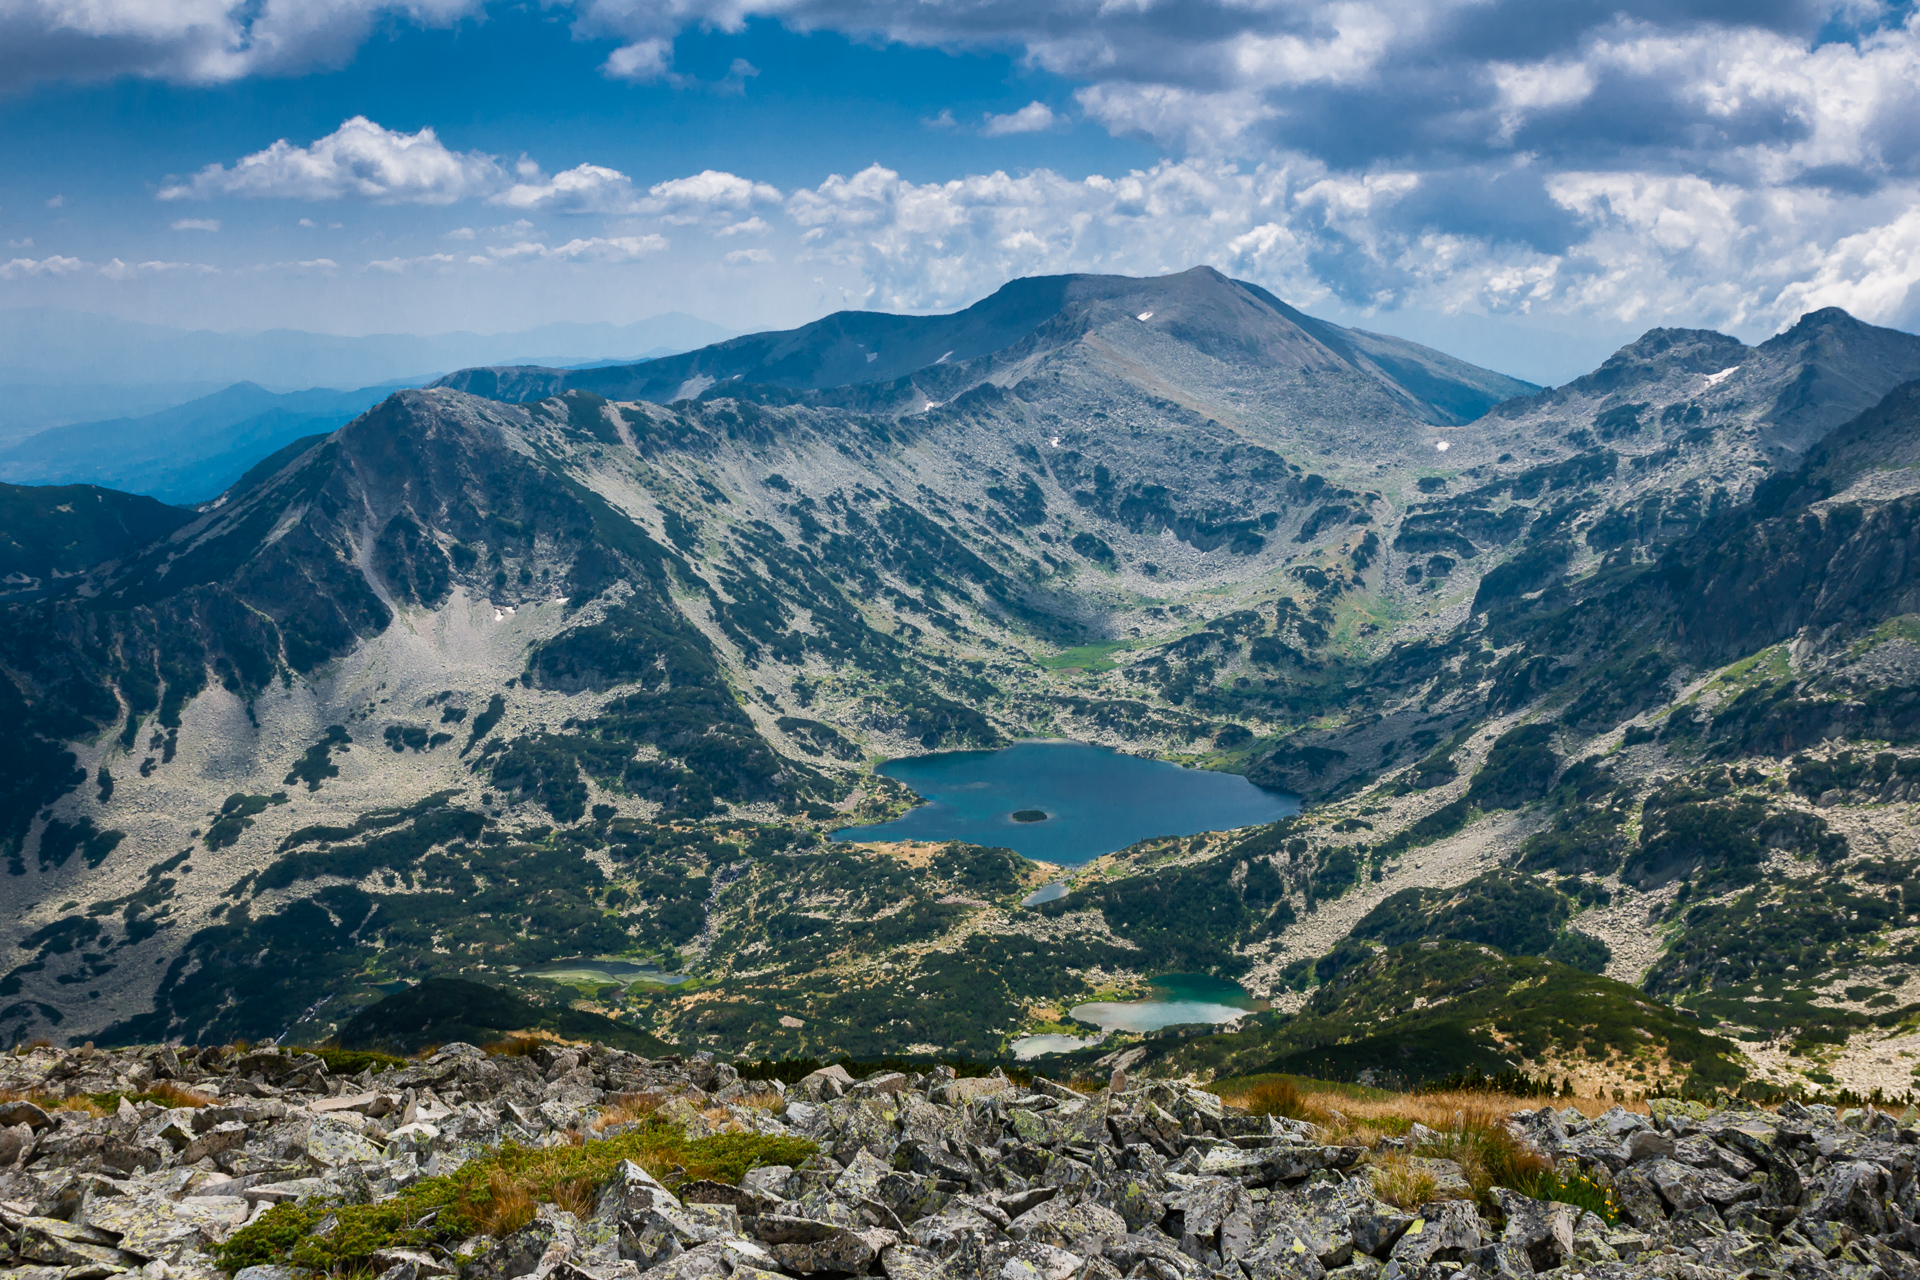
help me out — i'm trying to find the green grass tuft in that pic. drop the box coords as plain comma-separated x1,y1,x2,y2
216,1120,814,1275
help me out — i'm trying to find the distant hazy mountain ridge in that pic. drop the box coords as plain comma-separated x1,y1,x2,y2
0,309,735,443
0,381,406,505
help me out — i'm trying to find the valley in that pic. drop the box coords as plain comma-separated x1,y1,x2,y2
5,266,1920,1106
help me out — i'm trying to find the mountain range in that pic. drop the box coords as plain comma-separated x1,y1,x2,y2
0,308,735,444
4,265,1919,1102
0,380,410,505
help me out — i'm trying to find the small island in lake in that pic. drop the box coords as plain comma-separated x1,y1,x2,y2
1011,809,1049,823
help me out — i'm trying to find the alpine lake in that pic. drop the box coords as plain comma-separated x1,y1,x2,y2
831,740,1293,1061
830,739,1297,864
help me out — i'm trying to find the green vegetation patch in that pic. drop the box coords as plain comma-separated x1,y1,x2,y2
1464,724,1558,810
291,1045,409,1075
205,791,288,849
931,843,1026,898
1038,642,1130,672
337,977,674,1056
32,816,125,873
1622,766,1841,892
103,816,743,1047
1646,857,1920,1033
285,726,352,791
1350,871,1608,970
1040,843,1293,973
1515,758,1631,877
1150,940,1745,1094
218,1121,814,1275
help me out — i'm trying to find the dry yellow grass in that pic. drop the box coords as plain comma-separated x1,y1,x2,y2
476,1129,613,1234
592,1092,664,1132
482,1037,544,1058
1368,1152,1444,1210
1215,1081,1635,1142
1235,1077,1308,1119
0,1088,99,1116
0,1079,213,1116
477,1166,538,1236
1211,1080,1584,1208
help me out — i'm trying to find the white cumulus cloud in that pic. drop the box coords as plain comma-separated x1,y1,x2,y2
0,0,485,90
99,258,218,278
367,252,462,272
778,153,1920,337
485,235,668,261
642,170,782,216
20,0,1920,343
0,254,85,278
981,101,1058,136
495,163,639,213
170,218,220,231
159,117,506,204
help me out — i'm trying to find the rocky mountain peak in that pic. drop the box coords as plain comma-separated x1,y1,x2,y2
1553,328,1749,401
434,267,1535,428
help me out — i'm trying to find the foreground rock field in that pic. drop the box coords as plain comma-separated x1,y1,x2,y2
2,1040,1919,1280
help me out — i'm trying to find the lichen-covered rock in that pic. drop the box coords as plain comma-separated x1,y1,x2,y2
997,1240,1085,1280
881,1242,953,1280
1243,1225,1328,1280
1385,1199,1483,1269
1488,1187,1576,1271
770,1225,897,1273
467,1203,586,1280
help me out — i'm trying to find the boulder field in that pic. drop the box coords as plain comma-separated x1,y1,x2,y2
1,1040,1916,1280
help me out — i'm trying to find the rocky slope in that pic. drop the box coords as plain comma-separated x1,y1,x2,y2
3,1037,1917,1280
5,267,1920,1094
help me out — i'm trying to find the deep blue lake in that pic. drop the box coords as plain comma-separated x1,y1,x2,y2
830,739,1297,864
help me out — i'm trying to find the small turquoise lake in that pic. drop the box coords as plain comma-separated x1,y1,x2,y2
1012,973,1263,1059
1070,972,1263,1032
831,739,1297,864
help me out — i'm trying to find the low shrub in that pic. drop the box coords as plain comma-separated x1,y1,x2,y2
1434,1119,1551,1206
293,1045,410,1075
1517,1167,1619,1224
1418,1067,1560,1098
482,1036,546,1057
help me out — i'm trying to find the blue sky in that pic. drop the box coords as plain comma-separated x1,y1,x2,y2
3,0,1918,384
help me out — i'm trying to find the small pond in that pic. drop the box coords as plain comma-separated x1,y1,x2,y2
524,958,688,986
1011,1032,1105,1060
831,740,1296,864
1068,973,1262,1034
1020,881,1070,906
